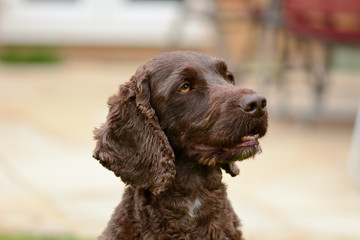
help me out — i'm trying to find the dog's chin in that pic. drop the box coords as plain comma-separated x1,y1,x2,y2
191,134,263,166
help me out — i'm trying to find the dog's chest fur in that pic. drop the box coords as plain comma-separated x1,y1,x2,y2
100,163,242,239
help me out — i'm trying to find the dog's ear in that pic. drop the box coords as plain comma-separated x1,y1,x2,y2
93,66,176,196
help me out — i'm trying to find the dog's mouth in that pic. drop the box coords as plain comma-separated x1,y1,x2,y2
192,134,262,162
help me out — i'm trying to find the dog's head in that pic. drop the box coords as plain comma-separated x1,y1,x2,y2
93,51,268,195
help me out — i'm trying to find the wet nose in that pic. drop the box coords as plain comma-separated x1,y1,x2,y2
240,94,267,117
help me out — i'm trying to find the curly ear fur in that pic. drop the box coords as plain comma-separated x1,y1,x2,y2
93,67,176,196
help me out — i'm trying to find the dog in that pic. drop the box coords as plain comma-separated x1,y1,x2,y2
93,51,268,239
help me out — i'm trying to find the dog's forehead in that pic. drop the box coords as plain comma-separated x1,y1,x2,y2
149,52,223,70
147,52,227,81
146,52,232,96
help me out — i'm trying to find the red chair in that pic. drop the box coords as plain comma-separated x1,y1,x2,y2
282,0,360,43
275,0,360,119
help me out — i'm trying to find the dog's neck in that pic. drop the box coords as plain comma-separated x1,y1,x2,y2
159,157,226,201
173,158,224,191
155,158,227,220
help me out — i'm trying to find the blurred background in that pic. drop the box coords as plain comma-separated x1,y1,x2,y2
0,0,360,239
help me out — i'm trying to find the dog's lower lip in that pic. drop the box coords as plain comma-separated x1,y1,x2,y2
193,134,260,152
193,144,219,152
221,140,259,151
222,134,259,151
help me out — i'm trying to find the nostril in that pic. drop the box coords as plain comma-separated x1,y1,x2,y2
240,94,267,117
261,99,267,109
245,102,257,112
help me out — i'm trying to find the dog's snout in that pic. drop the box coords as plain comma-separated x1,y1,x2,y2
240,94,267,117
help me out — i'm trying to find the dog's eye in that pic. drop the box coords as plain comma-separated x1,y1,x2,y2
179,84,191,93
227,71,235,83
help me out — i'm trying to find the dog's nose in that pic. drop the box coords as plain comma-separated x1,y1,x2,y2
240,94,267,117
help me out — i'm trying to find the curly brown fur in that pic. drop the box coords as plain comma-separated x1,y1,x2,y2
93,51,268,240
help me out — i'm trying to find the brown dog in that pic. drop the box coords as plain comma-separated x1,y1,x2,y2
93,51,268,239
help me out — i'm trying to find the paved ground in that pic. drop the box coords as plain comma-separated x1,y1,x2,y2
0,59,360,239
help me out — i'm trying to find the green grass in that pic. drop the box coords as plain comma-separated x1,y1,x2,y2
0,46,61,64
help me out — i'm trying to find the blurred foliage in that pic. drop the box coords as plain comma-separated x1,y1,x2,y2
333,46,360,71
0,234,92,240
0,46,61,64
